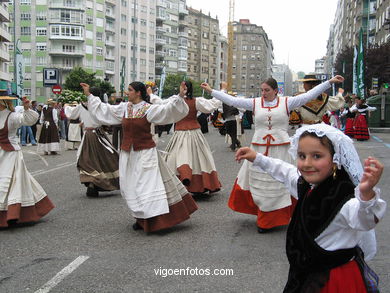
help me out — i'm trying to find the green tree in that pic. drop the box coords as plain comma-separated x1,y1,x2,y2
63,67,97,91
158,73,211,99
95,79,116,98
334,46,354,93
365,41,390,90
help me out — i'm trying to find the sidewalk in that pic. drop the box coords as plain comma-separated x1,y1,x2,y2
370,128,390,133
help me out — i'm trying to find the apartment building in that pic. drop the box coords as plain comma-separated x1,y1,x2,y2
231,19,274,97
0,0,11,90
9,0,156,101
185,7,219,86
375,0,390,44
155,0,187,79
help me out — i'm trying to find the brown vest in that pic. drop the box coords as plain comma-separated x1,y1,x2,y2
0,113,15,152
175,98,200,131
121,116,156,151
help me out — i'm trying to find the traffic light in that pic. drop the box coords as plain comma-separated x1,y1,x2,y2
384,83,389,89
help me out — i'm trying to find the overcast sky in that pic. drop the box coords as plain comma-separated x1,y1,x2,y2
185,0,339,74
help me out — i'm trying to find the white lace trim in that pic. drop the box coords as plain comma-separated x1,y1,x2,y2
288,123,363,185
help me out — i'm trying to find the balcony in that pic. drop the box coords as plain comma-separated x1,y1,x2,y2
156,38,167,45
50,34,84,41
178,55,187,61
0,71,12,81
105,54,115,61
155,62,165,69
106,10,115,19
0,26,11,42
0,4,10,22
179,5,188,15
156,50,166,57
178,31,188,38
50,0,84,10
156,0,167,8
49,49,84,57
0,47,9,61
105,0,116,5
105,26,115,33
156,26,166,33
105,68,115,75
106,39,115,47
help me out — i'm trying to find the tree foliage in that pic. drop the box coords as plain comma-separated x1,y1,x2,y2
334,41,390,94
63,67,115,98
157,73,211,99
334,46,354,93
63,67,97,92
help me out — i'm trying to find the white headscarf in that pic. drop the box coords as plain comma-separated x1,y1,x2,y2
289,123,363,185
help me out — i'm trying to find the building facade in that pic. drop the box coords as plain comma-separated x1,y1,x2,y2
231,19,273,97
0,0,11,89
315,57,326,74
272,64,293,96
155,0,187,79
9,0,157,101
375,0,390,44
186,7,219,86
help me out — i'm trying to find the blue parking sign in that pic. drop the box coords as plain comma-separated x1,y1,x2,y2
43,68,60,87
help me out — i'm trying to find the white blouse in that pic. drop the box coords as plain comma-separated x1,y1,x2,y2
252,153,386,260
211,81,331,112
0,109,39,151
64,104,101,129
87,94,189,126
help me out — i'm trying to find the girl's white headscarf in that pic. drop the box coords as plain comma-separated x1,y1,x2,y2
289,123,363,185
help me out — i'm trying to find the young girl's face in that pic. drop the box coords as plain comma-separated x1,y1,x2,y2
297,136,334,185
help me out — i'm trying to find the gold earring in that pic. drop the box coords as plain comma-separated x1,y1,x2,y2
333,165,337,179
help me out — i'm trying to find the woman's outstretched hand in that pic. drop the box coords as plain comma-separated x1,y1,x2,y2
80,83,91,96
359,156,383,201
235,147,257,163
200,83,213,94
329,75,344,84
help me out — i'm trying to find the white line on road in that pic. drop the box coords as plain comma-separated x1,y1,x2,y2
23,151,49,167
31,162,76,177
34,255,89,293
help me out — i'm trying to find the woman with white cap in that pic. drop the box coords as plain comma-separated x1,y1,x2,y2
0,93,54,227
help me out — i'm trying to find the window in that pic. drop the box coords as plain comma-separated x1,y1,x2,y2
140,59,146,65
87,16,93,24
36,43,47,51
36,28,47,36
140,46,146,52
36,56,46,65
21,27,31,35
63,45,76,52
140,32,146,39
21,0,31,4
140,19,147,26
36,11,46,21
121,14,127,21
121,28,127,35
96,32,103,41
96,47,103,55
21,13,31,21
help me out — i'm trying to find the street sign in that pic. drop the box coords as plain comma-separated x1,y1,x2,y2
44,68,60,87
52,84,62,94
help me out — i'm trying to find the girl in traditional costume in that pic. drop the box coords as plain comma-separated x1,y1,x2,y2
0,94,54,227
81,82,197,232
163,81,222,195
64,100,120,197
201,76,344,233
37,99,60,155
236,123,386,292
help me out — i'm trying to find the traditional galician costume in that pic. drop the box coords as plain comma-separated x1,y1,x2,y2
252,124,386,292
64,102,120,197
0,94,54,227
343,106,356,137
351,101,376,141
65,102,82,150
163,92,222,195
37,99,60,154
297,74,345,125
87,90,198,232
211,81,332,232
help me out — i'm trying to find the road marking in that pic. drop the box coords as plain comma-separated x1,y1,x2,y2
372,135,390,149
34,256,89,293
31,162,76,177
23,151,49,167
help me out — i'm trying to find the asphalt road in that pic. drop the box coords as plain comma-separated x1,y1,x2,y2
1,126,389,293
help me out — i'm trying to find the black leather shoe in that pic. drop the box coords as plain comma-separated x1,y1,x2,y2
257,227,270,233
86,186,99,197
132,222,142,231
